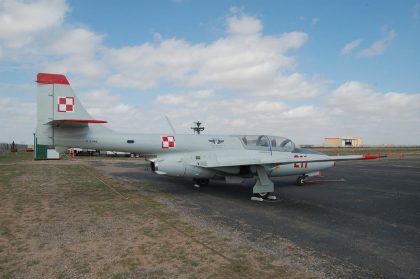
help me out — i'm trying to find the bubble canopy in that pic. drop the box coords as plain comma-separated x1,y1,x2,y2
239,135,296,152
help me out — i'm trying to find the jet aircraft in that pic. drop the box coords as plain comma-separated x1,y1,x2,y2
35,73,381,201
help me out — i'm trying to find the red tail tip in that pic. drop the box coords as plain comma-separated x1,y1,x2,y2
363,154,380,160
36,73,69,85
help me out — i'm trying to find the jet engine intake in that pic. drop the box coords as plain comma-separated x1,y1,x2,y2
150,158,185,176
150,156,217,179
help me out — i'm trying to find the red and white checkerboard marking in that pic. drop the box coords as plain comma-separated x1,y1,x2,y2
161,136,175,149
58,96,74,112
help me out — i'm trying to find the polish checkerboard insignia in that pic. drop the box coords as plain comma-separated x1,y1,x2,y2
161,136,175,149
58,96,74,112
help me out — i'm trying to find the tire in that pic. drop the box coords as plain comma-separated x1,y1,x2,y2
255,192,269,199
194,179,209,187
199,179,209,187
296,176,305,186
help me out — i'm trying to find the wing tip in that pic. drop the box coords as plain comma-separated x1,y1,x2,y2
362,154,386,160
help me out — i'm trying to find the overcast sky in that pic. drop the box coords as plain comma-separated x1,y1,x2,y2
1,0,419,145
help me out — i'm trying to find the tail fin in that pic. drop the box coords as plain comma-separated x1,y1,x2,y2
36,73,106,145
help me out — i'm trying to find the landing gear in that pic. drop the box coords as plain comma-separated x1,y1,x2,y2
251,166,277,201
251,192,277,202
296,175,306,186
255,192,269,199
193,178,209,188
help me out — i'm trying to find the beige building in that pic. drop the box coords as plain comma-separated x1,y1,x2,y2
324,137,362,147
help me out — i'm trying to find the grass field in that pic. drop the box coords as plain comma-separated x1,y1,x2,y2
0,152,312,279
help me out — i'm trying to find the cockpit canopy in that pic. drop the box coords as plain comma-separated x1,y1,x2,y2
239,135,296,152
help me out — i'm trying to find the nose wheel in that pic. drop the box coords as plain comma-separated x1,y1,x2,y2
296,175,307,186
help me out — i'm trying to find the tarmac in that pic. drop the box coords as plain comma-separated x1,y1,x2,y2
88,157,420,278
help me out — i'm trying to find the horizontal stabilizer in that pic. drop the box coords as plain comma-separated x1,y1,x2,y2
47,119,107,125
46,119,108,126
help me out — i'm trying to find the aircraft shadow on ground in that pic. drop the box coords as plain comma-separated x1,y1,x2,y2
110,170,331,213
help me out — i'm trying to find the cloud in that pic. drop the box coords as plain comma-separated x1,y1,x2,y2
312,17,319,25
4,80,420,145
150,81,420,144
105,26,317,99
324,81,420,143
358,28,396,57
77,90,147,132
43,28,107,80
0,1,105,82
106,39,204,89
1,3,419,145
156,90,214,105
328,81,420,114
227,14,262,36
0,0,68,49
2,4,322,100
0,97,36,143
340,39,363,55
47,28,104,56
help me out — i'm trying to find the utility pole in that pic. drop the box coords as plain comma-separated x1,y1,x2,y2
191,121,205,135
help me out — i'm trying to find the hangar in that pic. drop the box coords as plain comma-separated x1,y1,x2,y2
324,136,362,147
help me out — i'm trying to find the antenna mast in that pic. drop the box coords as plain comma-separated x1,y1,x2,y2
191,121,205,135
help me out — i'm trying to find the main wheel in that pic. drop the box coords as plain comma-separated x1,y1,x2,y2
296,176,305,186
194,179,209,187
255,192,269,199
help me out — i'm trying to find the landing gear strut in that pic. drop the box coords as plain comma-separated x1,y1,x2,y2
296,175,307,186
193,178,209,188
251,166,277,201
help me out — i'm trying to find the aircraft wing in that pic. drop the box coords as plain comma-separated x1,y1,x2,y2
198,154,382,168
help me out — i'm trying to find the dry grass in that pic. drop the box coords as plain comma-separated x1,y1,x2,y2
0,153,313,279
